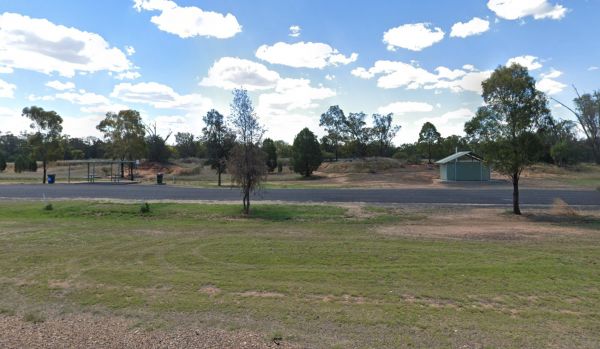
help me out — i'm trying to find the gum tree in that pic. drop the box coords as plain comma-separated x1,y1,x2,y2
465,64,549,215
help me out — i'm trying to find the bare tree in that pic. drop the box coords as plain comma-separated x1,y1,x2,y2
227,89,267,214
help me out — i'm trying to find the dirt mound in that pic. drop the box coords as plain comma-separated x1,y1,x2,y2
318,158,407,174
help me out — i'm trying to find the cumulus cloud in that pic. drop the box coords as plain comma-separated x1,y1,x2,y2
325,74,335,81
0,66,14,74
506,55,543,70
111,82,213,110
0,107,30,134
0,12,134,78
256,42,358,69
55,90,111,105
0,79,17,98
115,71,142,80
450,17,490,38
289,25,301,37
383,23,445,51
133,0,241,39
258,78,336,115
377,101,434,115
487,0,568,20
46,80,75,91
352,60,492,94
537,69,566,95
200,57,281,91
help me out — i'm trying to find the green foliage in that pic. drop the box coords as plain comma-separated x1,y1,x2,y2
277,161,283,173
228,89,267,214
140,202,151,214
203,109,236,186
145,124,172,164
550,140,578,167
262,138,278,172
372,113,401,156
14,154,37,173
174,132,199,158
43,203,53,211
292,128,322,177
465,64,549,214
96,110,146,163
319,106,346,161
418,122,441,163
0,152,6,172
22,106,63,183
274,140,293,158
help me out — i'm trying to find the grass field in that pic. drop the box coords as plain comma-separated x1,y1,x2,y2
1,201,600,348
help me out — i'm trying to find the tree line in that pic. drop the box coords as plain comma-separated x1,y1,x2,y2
1,64,599,214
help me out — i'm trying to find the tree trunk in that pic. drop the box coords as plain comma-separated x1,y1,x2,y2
428,143,432,164
217,167,222,187
334,145,338,162
512,173,521,215
42,160,47,184
120,160,125,179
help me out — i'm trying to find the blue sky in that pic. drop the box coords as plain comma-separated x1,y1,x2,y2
0,0,598,143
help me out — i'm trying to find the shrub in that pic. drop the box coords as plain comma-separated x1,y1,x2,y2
43,203,53,211
292,128,322,177
0,153,6,172
140,202,151,214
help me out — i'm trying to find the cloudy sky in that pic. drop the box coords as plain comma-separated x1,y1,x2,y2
0,0,598,143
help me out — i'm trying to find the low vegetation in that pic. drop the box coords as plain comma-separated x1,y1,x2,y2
1,201,600,347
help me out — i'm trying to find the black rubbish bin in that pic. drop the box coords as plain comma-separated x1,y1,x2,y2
157,173,164,185
47,174,56,184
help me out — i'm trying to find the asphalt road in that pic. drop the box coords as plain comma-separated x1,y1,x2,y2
0,184,599,206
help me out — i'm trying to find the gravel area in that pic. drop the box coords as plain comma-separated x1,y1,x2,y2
0,314,299,349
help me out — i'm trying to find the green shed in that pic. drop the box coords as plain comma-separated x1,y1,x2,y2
436,151,491,181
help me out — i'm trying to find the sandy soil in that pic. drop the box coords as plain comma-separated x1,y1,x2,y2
0,313,297,349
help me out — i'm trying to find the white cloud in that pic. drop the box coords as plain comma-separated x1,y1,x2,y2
325,74,335,81
537,69,566,95
256,42,358,69
55,90,111,105
588,66,599,71
462,64,476,71
46,80,75,91
28,94,55,102
200,57,281,91
506,55,543,70
115,71,142,80
125,46,136,56
0,66,14,74
352,60,491,94
0,12,133,78
414,108,476,138
258,78,336,114
0,79,17,98
487,0,568,20
289,25,301,37
383,23,445,51
0,107,30,134
450,17,490,38
80,103,130,114
133,0,241,39
377,101,434,115
111,82,213,111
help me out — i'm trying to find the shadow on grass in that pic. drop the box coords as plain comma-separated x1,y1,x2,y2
526,213,600,231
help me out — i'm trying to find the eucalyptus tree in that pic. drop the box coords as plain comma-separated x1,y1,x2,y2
22,106,63,183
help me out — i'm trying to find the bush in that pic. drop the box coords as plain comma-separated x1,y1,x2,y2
0,153,6,172
14,155,37,173
392,151,407,160
277,162,283,173
292,128,322,177
43,203,53,211
140,202,151,214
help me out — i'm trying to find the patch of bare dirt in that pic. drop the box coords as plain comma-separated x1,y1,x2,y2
376,208,593,241
0,313,297,349
199,285,221,296
237,291,285,298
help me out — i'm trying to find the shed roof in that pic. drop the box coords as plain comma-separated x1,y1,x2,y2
435,151,483,164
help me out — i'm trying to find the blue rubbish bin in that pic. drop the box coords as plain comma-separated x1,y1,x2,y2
47,174,56,184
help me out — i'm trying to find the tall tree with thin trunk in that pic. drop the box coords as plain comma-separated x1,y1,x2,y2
203,109,235,186
96,110,146,178
319,106,346,161
418,122,441,164
227,89,267,214
465,64,548,215
372,113,400,156
22,106,63,183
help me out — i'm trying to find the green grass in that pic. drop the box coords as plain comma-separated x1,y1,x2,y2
0,202,599,348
